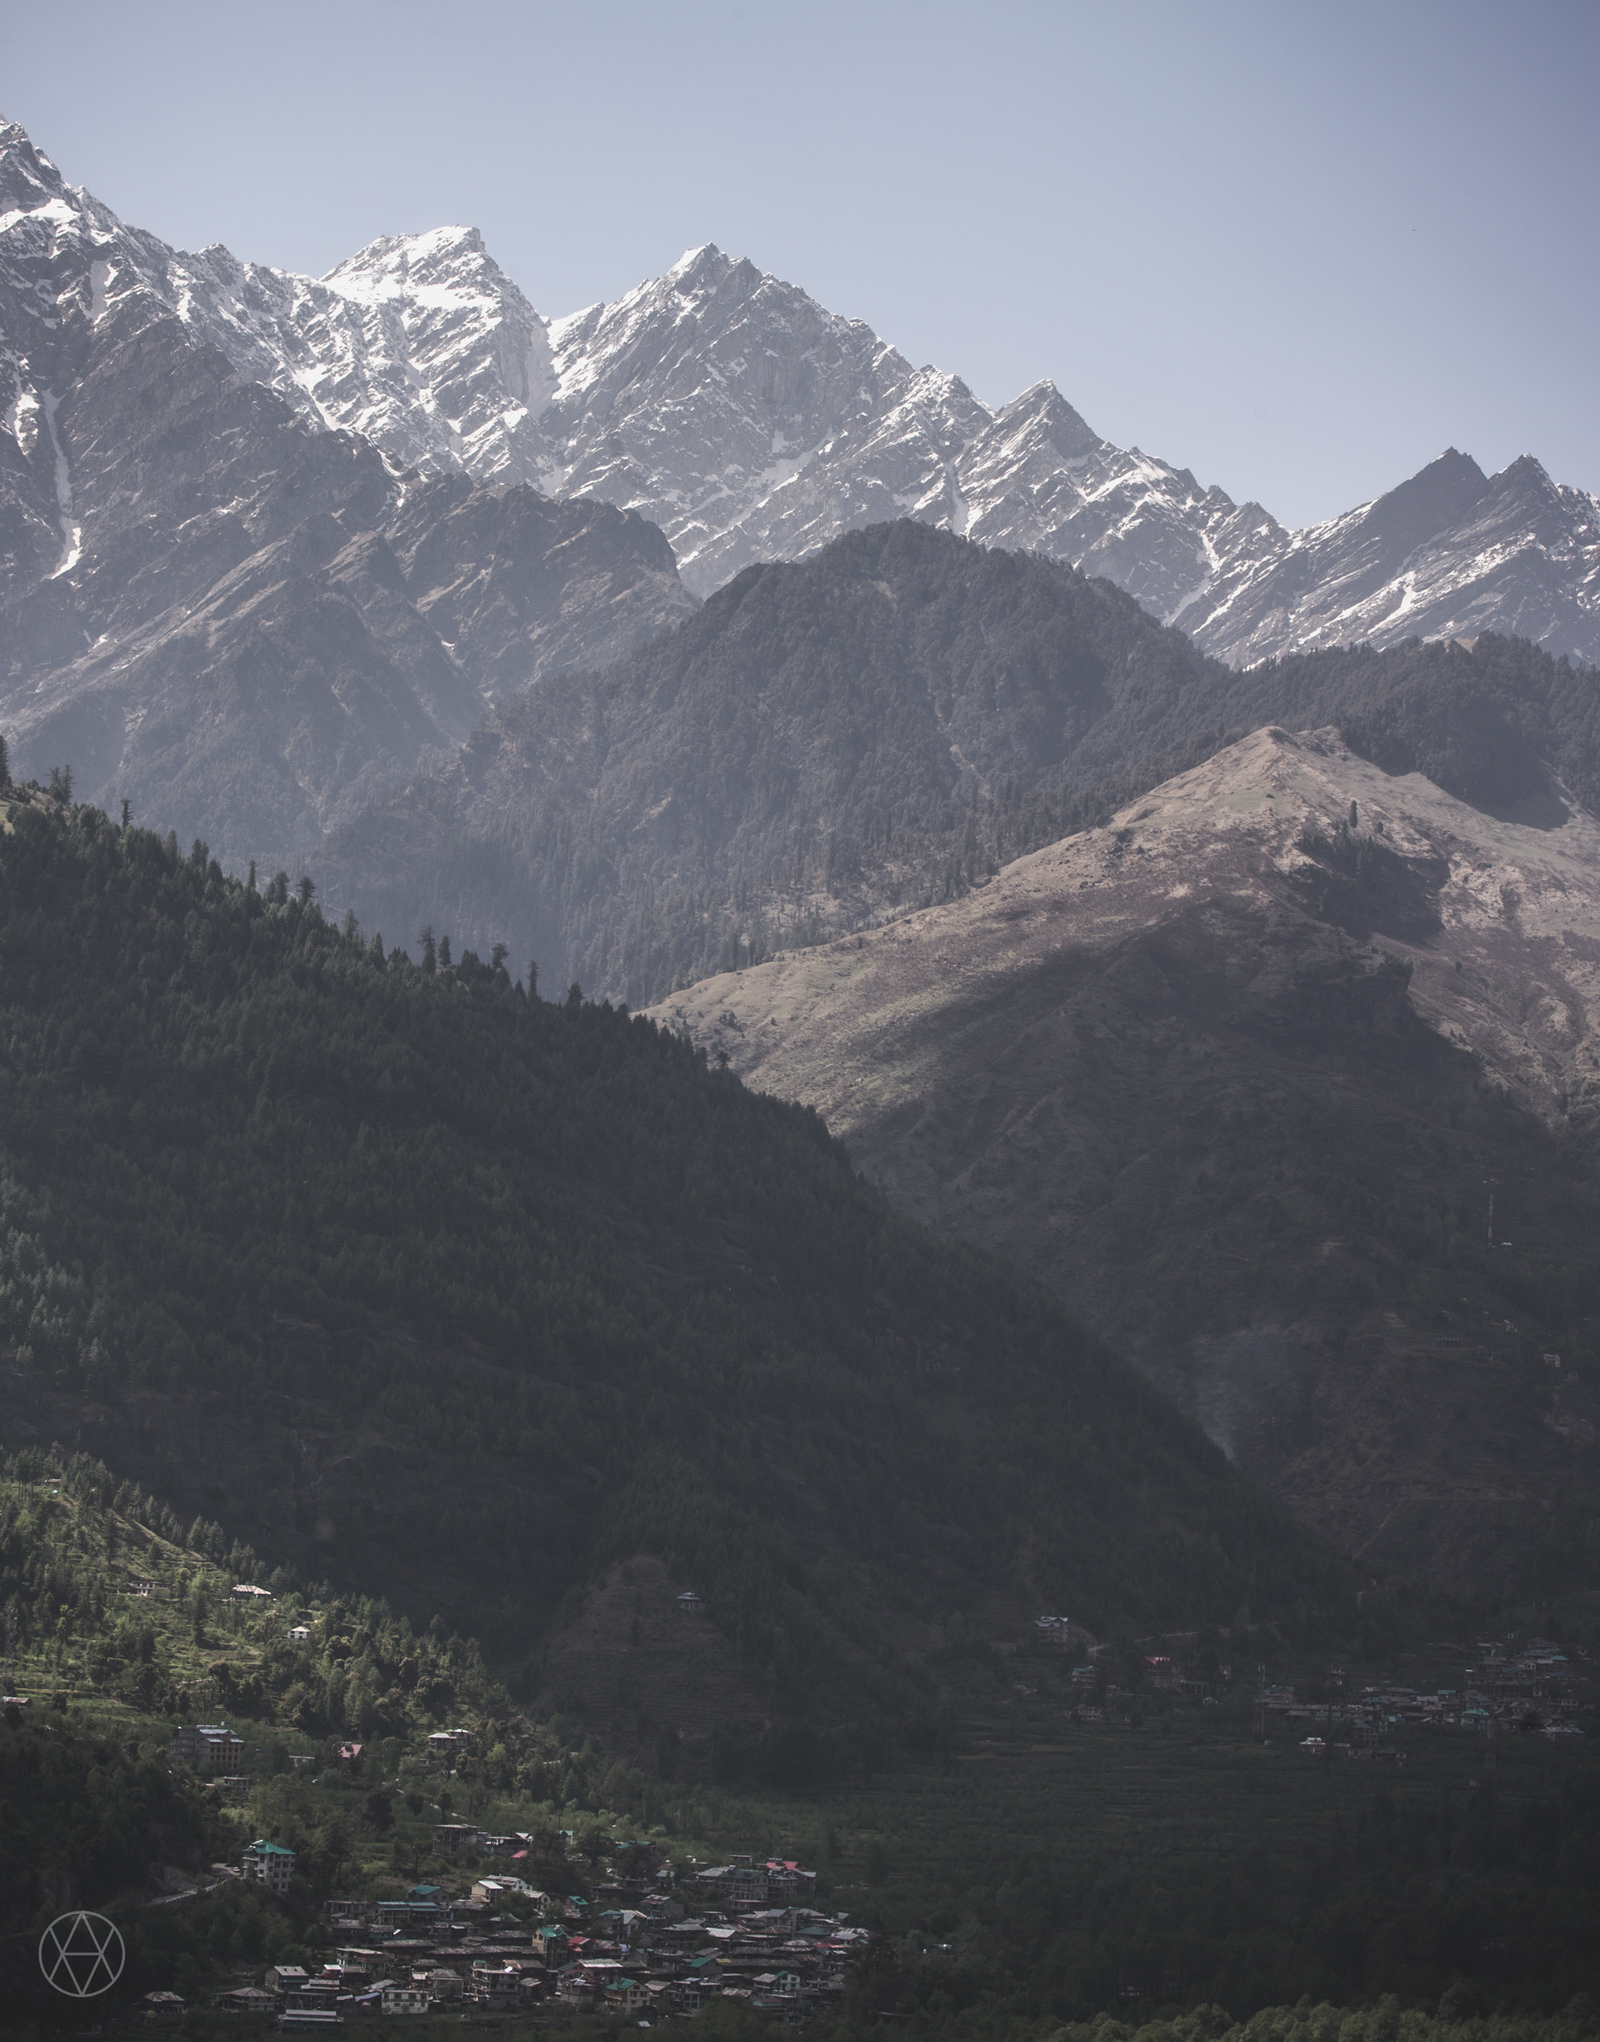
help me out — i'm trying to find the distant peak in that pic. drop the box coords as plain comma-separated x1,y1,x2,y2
666,242,727,280
323,223,495,290
0,115,64,186
996,378,1100,453
1422,446,1486,481
1496,452,1553,485
1347,447,1492,556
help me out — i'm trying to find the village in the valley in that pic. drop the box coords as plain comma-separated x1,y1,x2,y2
148,1830,856,2027
1033,1622,1589,1753
125,1611,1590,2029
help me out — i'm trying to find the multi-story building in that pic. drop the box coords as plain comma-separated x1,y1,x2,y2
169,1723,244,1771
242,1839,296,1894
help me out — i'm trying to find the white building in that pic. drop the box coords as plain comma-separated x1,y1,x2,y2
242,1838,296,1893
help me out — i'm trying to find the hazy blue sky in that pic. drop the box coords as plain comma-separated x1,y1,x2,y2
3,0,1595,527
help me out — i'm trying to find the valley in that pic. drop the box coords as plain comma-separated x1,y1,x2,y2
3,1448,1595,2031
0,82,1597,2039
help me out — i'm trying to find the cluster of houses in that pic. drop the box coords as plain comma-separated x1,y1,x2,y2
191,1849,854,2026
1260,1637,1588,1753
1010,1620,1592,1745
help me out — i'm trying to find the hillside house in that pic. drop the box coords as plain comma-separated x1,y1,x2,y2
694,1856,769,1906
242,1839,295,1893
471,1964,523,2007
432,1823,483,1856
170,1722,243,1770
381,1985,431,2014
375,1899,442,1929
216,1986,276,2014
765,1860,818,1899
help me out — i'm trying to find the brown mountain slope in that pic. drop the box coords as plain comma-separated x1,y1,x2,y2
649,727,1600,1601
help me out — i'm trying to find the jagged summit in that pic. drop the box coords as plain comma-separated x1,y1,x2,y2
0,115,695,870
2,110,1597,661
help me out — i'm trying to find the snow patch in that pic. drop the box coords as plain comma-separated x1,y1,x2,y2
40,390,81,576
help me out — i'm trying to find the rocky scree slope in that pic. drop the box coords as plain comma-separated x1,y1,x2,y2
651,725,1600,1602
0,119,694,873
8,115,1594,663
0,791,1350,1732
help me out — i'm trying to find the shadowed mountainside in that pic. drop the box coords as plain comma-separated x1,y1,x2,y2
650,727,1600,1602
0,787,1352,1748
310,523,1600,1011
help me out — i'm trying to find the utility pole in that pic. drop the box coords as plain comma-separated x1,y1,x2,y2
1484,1178,1498,1245
2,1604,14,1697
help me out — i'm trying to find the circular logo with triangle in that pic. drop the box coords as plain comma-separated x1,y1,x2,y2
38,1911,126,1997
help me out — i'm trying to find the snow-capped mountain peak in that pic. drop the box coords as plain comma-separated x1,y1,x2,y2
3,112,1596,664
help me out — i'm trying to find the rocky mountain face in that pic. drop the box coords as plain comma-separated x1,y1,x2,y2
0,119,694,872
167,222,1600,667
1181,448,1600,668
10,114,1591,669
649,726,1600,1598
180,223,1600,667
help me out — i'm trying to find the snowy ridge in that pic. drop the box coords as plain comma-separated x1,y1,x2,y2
0,117,694,874
2,114,1597,665
267,230,1600,666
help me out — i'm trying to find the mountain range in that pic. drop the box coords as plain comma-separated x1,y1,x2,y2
3,108,1597,870
116,203,1600,669
4,110,1599,1621
308,522,1600,1008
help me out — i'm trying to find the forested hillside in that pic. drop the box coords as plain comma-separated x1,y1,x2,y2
309,522,1600,1008
6,1443,1596,2034
0,784,1350,1753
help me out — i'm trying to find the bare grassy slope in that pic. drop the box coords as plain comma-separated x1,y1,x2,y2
650,727,1600,1597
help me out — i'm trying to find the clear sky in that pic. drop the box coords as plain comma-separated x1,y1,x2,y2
2,0,1595,528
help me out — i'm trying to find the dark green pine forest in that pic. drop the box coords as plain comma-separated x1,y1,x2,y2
0,786,1350,1745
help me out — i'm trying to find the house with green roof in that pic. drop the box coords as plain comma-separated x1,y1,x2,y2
242,1838,295,1894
